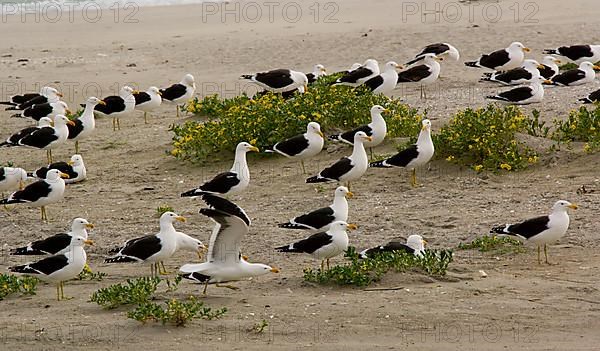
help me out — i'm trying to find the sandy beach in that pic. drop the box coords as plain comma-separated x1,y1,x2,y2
1,0,600,349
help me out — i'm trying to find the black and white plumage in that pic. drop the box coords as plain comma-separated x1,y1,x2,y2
551,61,600,86
9,235,92,300
95,86,136,131
334,59,380,87
465,42,529,71
407,42,460,65
241,69,309,94
370,119,434,187
160,74,196,117
11,218,94,255
279,186,352,231
491,200,577,264
306,64,327,84
266,122,324,174
0,167,27,194
68,97,104,153
328,105,387,151
480,59,544,86
363,61,401,95
486,75,550,105
539,56,561,79
3,87,62,111
29,154,86,184
306,131,372,189
0,117,53,148
397,54,442,99
359,234,426,259
181,142,259,197
104,212,186,276
275,221,357,270
543,45,600,64
134,86,162,123
580,88,600,103
0,169,68,221
16,114,75,163
179,193,279,293
11,101,70,121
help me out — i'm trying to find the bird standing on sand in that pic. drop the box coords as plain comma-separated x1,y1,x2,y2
160,74,196,117
68,97,104,154
11,218,94,255
266,122,324,174
329,105,387,159
95,86,137,131
134,86,162,123
397,54,443,99
16,114,75,163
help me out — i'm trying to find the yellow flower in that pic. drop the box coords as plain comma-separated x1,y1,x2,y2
500,163,512,171
473,165,483,172
446,155,454,161
249,138,257,145
528,156,538,163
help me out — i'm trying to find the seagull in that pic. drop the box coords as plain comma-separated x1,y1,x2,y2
134,86,162,124
179,193,279,294
307,131,371,190
0,167,27,205
0,117,53,148
580,88,600,103
397,54,443,99
539,56,561,79
334,59,380,87
486,75,551,105
95,86,137,131
332,62,362,76
160,74,196,117
359,234,426,259
465,42,529,71
279,186,353,232
491,200,578,264
11,101,70,122
11,218,94,255
68,97,104,153
551,61,600,86
9,235,93,300
181,142,259,197
29,154,86,184
17,114,75,163
4,87,62,111
0,169,68,221
328,105,387,158
275,221,357,271
480,59,545,85
543,45,600,64
104,212,187,276
363,61,402,95
406,42,460,65
370,119,434,187
0,89,48,108
265,122,324,174
306,64,327,84
241,69,309,94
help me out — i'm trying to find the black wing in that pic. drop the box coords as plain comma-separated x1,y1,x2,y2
290,207,335,230
67,119,84,139
319,157,353,181
10,93,41,105
363,75,384,91
274,134,310,157
489,68,532,83
361,241,414,258
558,45,593,61
45,162,77,179
585,89,600,103
133,91,151,105
397,65,432,83
7,180,51,203
416,43,449,57
253,69,295,89
380,145,419,167
10,254,69,275
505,216,550,239
479,49,510,69
538,65,556,79
552,69,586,86
19,126,58,149
199,171,241,194
0,168,4,182
16,95,48,110
160,84,187,101
306,73,317,84
7,126,39,144
95,95,125,114
12,233,72,255
116,235,162,261
337,67,373,84
197,192,251,226
276,231,333,254
23,103,53,121
337,125,372,144
496,86,533,102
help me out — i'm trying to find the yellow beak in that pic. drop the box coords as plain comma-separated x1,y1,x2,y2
57,92,64,98
346,191,354,199
99,100,107,106
346,223,358,231
60,172,70,179
67,120,76,126
593,65,600,70
175,216,186,222
270,267,280,273
317,131,324,138
84,239,94,246
67,161,74,166
85,223,95,229
363,136,373,142
242,255,249,261
423,239,428,246
523,47,531,52
568,204,578,209
436,57,444,62
544,79,553,84
554,59,561,64
249,146,260,152
537,64,545,69
133,90,141,94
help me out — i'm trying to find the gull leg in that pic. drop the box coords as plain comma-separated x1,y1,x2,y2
537,245,541,265
117,118,120,131
144,112,148,124
176,105,180,117
369,147,374,160
60,281,72,300
410,169,417,187
544,244,550,265
75,140,79,154
41,206,47,221
56,284,60,301
2,192,6,211
326,258,330,270
216,283,240,291
150,263,155,277
46,149,53,164
112,117,116,131
300,160,306,175
202,280,209,295
159,261,170,275
320,260,325,272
